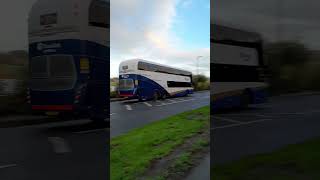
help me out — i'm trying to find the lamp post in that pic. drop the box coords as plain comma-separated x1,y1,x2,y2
196,56,203,75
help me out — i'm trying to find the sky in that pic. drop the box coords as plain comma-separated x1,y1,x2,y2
0,0,36,52
212,0,320,49
110,0,210,78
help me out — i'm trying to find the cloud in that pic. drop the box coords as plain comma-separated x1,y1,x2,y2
110,0,209,77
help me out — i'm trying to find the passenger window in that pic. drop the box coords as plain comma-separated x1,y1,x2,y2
89,0,109,28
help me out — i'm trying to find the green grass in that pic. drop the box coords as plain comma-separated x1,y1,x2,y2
191,139,209,153
212,138,320,180
169,152,193,172
111,106,209,180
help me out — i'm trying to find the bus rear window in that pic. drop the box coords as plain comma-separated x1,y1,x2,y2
40,13,57,26
31,56,48,78
49,56,75,77
119,79,134,90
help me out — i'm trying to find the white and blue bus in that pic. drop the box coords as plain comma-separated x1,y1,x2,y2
28,0,109,120
118,59,194,101
211,24,268,111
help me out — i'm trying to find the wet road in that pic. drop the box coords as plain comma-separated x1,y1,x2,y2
212,93,320,165
0,119,109,180
110,91,210,137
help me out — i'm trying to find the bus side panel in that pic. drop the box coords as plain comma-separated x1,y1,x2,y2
85,42,109,120
136,75,168,99
251,88,268,104
211,87,268,111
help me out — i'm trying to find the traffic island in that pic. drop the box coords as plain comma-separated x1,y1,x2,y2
111,106,210,180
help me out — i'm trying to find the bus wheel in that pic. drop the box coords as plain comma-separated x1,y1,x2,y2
153,91,159,101
162,93,167,100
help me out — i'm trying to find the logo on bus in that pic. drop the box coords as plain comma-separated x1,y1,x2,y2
121,75,129,78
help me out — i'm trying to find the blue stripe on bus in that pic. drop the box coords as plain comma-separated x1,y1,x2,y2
119,74,192,100
29,39,109,59
30,90,74,105
211,88,267,110
29,39,109,111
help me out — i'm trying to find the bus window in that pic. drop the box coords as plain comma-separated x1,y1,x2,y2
31,56,48,78
89,0,109,28
167,81,192,88
119,79,134,90
49,56,75,78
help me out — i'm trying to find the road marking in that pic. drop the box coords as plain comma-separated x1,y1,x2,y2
125,105,132,111
74,128,108,134
143,102,153,107
0,164,17,169
255,114,271,118
110,113,116,116
213,116,242,124
48,137,72,154
155,98,195,107
212,119,273,130
167,99,176,103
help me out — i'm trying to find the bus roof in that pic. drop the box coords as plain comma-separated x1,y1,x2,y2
29,0,109,45
211,24,262,43
120,59,192,75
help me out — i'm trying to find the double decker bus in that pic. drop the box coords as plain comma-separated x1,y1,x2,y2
118,59,193,101
211,24,268,111
28,0,109,121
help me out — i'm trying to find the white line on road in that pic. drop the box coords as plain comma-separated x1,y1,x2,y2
143,102,153,107
48,137,72,154
213,116,242,124
0,164,17,169
125,105,132,111
212,119,273,130
167,99,176,103
155,98,195,107
74,128,108,134
110,113,116,116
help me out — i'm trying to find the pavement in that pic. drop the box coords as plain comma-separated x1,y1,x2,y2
211,93,320,166
110,91,210,137
0,118,109,180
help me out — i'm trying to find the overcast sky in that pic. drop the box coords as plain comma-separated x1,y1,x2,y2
110,0,210,78
212,0,320,49
0,0,36,52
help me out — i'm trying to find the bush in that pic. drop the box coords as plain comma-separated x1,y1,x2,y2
192,75,210,91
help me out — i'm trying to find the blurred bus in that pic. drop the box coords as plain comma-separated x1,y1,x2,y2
211,24,268,111
118,59,194,101
28,0,109,121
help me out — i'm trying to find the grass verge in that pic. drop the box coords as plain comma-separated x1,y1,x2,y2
212,137,320,180
111,106,209,180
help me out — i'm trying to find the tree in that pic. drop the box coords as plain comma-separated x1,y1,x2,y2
192,74,210,91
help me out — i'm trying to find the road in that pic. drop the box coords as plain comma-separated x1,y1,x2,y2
110,91,210,137
0,119,109,180
212,93,320,166
0,91,209,180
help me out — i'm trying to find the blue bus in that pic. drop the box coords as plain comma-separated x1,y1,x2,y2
118,59,194,101
28,0,109,121
211,24,268,111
